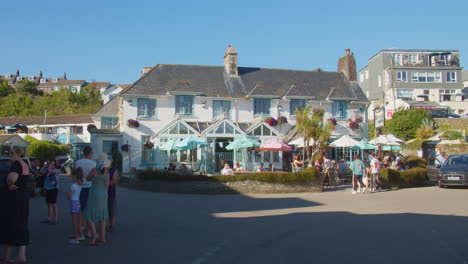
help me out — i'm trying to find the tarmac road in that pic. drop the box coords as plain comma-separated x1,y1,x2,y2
4,175,468,264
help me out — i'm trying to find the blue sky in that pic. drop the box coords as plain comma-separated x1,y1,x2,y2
1,0,467,84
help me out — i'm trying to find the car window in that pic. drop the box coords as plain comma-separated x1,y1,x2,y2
446,156,468,166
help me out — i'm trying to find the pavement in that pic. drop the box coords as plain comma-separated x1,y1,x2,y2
2,175,468,264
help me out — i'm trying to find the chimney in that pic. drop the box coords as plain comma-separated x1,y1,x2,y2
223,45,238,77
337,48,357,81
141,66,153,76
63,72,67,80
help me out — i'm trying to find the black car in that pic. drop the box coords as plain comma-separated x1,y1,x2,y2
429,110,448,118
438,154,468,187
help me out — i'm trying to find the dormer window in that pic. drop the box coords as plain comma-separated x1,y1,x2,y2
17,76,22,81
28,76,34,81
5,74,11,79
52,78,58,83
40,78,46,83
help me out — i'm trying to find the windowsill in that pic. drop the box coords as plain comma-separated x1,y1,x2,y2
254,114,271,118
176,114,196,118
137,117,159,121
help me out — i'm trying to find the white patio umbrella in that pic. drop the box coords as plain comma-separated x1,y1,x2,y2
369,135,400,146
289,137,314,148
386,134,405,143
329,135,361,147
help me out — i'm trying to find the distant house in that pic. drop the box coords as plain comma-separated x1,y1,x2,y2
91,46,369,174
100,84,130,104
0,114,93,144
359,49,467,118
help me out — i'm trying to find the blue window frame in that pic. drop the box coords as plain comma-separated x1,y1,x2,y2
102,140,119,156
137,98,157,118
213,100,231,119
332,101,348,119
175,95,194,115
290,99,306,116
254,98,271,116
101,117,119,129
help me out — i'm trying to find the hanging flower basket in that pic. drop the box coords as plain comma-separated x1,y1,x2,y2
264,117,277,126
277,116,288,125
327,118,337,126
87,124,97,133
121,144,129,152
355,116,363,123
144,141,154,149
127,119,140,128
348,119,360,129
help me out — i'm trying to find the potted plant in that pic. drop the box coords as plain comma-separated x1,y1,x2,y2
348,119,359,129
327,118,337,126
277,116,288,125
121,144,129,152
264,117,277,126
144,141,154,149
87,124,97,133
127,119,140,128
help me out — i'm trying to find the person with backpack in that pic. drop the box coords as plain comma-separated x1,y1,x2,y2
41,157,60,225
350,154,366,194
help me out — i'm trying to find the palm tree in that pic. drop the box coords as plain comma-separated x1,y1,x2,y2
295,107,335,167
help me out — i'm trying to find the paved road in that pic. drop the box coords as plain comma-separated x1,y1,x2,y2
4,176,468,264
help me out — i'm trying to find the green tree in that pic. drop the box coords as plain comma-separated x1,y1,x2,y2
295,106,335,166
27,140,70,162
0,80,15,96
387,109,432,141
16,79,43,96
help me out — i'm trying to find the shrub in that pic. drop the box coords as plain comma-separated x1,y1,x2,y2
405,139,428,150
27,140,69,162
387,109,432,140
400,168,427,187
380,167,427,188
136,167,319,184
440,130,463,140
416,125,435,140
405,156,427,169
24,135,39,144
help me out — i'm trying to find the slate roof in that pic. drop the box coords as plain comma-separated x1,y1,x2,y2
37,79,85,87
121,64,368,102
0,114,93,126
0,134,21,143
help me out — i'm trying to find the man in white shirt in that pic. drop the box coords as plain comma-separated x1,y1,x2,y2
435,152,446,168
370,153,381,192
74,146,96,233
221,163,234,175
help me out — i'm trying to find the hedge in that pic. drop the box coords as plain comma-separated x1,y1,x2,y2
381,168,427,188
404,156,427,169
136,167,319,184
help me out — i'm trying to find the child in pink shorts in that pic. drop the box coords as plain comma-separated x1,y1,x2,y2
67,168,84,244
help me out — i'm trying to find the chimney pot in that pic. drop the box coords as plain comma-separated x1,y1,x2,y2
345,48,351,55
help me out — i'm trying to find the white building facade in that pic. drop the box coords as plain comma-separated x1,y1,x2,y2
92,47,369,174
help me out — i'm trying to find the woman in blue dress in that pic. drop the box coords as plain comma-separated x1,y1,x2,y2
83,161,109,245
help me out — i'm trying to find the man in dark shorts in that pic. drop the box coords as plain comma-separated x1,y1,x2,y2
74,146,96,234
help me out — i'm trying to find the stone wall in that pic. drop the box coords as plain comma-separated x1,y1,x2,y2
435,118,468,130
124,180,323,194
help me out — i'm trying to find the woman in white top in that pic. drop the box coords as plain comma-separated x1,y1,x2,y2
221,164,234,175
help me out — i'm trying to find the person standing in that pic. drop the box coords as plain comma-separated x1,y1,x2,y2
84,161,109,245
370,153,381,192
0,146,31,263
67,168,84,244
435,151,446,168
350,154,366,194
41,158,60,225
321,156,334,188
107,157,118,232
292,155,303,172
75,146,96,237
